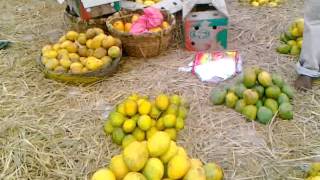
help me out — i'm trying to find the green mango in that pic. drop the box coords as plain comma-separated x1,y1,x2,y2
276,44,291,54
285,31,296,40
290,45,301,56
257,106,273,124
279,102,293,120
280,33,288,43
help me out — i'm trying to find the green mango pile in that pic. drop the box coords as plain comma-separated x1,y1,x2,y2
277,18,304,56
211,68,294,124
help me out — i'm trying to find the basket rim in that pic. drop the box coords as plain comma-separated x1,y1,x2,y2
106,9,176,38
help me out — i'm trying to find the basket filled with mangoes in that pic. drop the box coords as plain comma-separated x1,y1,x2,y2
38,28,122,84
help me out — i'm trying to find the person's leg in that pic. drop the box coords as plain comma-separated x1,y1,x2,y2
295,0,320,89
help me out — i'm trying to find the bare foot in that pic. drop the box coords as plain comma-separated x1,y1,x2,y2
294,75,312,90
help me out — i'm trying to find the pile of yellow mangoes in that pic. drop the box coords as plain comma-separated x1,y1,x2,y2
104,93,188,147
92,131,224,180
245,0,283,7
41,28,122,74
305,163,320,180
276,18,304,56
112,13,170,34
135,0,162,6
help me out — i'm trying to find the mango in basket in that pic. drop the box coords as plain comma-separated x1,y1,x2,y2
102,36,116,49
108,46,121,58
43,50,58,59
77,33,87,45
66,31,79,41
52,43,61,51
113,20,125,32
40,28,122,75
132,14,140,23
57,49,69,56
69,53,80,62
149,27,162,33
86,28,97,39
70,62,83,74
91,36,103,49
61,40,77,53
94,48,107,59
86,57,104,71
94,27,105,35
58,35,66,43
45,58,59,70
101,56,113,66
86,39,93,49
125,23,132,33
78,46,89,57
60,57,72,69
42,45,52,54
162,21,170,29
54,66,67,73
82,67,89,73
79,57,87,65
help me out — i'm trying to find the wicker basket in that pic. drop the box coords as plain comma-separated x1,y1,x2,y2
37,54,122,84
106,10,176,58
63,6,109,32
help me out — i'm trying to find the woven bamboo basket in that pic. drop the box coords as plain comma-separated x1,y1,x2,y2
36,54,122,84
106,10,176,58
63,6,108,32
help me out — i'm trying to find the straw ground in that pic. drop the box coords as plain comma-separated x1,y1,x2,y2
1,0,319,179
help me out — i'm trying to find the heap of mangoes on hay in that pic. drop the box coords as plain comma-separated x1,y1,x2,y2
277,18,304,56
135,0,163,6
93,93,224,180
92,132,224,180
306,163,320,180
104,93,189,147
250,0,282,7
211,68,294,124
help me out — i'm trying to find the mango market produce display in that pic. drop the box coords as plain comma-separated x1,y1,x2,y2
134,0,163,6
92,132,224,180
104,93,189,147
306,163,320,180
211,68,294,124
41,28,122,74
277,18,304,56
111,12,171,34
239,0,283,7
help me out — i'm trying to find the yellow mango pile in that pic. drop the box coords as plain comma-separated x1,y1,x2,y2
92,132,224,180
104,93,188,147
41,28,121,74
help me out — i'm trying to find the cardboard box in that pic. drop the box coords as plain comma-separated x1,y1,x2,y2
65,0,121,20
183,0,229,51
121,0,183,14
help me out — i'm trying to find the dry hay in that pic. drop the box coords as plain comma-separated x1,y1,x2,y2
1,0,320,179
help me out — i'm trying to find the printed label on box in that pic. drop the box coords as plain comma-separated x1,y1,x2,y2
184,8,228,51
